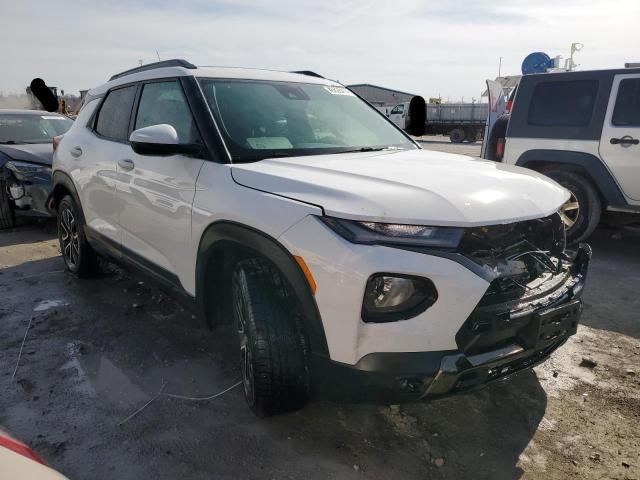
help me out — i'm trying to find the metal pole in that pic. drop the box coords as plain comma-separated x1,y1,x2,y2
498,57,503,77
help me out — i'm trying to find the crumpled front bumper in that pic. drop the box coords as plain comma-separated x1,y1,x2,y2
313,244,591,404
1,166,54,218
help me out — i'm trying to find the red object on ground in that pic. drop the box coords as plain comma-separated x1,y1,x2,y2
0,434,48,466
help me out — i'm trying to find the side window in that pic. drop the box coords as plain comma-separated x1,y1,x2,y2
390,104,405,115
528,80,599,127
95,86,137,141
612,78,640,126
134,81,200,143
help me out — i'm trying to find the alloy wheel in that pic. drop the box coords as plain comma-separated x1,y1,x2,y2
234,281,256,406
558,192,580,229
60,207,80,268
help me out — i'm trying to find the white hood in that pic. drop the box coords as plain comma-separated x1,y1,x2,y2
231,149,569,227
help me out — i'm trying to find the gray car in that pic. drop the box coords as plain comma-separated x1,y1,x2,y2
0,109,73,228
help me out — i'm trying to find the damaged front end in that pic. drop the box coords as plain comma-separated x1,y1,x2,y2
1,160,54,218
426,213,591,395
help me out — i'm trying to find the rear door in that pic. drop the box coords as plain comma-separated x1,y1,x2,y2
117,79,205,280
599,73,640,201
78,85,137,246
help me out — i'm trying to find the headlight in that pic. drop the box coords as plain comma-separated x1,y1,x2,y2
320,216,464,248
5,161,51,181
362,274,438,322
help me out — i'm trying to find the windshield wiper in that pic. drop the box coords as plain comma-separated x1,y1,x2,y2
0,140,25,145
335,146,403,154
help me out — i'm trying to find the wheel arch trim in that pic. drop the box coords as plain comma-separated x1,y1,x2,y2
50,171,87,223
515,149,628,208
196,220,329,356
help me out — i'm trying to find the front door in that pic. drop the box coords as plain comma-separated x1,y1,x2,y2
388,103,406,129
116,79,205,282
599,73,640,201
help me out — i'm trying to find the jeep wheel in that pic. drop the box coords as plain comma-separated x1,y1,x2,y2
57,195,98,276
232,258,309,416
546,170,601,244
449,128,465,143
0,179,16,229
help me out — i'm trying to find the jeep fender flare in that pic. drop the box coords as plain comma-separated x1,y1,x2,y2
196,221,329,357
516,149,628,208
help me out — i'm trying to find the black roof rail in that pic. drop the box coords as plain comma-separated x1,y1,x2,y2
109,59,197,81
290,70,325,79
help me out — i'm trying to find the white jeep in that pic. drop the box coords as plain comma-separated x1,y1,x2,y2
484,66,640,243
51,59,590,416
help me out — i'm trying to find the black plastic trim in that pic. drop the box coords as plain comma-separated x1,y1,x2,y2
515,149,628,207
196,220,329,356
507,70,615,140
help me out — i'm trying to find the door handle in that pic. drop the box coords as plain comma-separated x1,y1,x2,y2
610,136,639,146
70,146,83,158
118,159,135,171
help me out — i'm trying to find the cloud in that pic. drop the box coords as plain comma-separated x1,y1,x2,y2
0,0,638,100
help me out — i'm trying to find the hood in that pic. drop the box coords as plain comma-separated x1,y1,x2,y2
0,144,53,167
231,149,570,227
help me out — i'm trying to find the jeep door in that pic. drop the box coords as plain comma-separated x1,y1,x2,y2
117,79,205,280
599,73,640,201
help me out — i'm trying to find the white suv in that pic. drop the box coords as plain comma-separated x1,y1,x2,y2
51,59,591,416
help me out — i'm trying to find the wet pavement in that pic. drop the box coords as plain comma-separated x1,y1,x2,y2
1,207,639,477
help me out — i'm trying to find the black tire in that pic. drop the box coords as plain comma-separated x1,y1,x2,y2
545,170,602,244
57,195,98,276
466,130,477,143
232,258,309,416
449,128,465,143
0,179,16,229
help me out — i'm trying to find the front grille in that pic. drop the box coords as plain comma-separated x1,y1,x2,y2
455,214,575,355
458,213,566,306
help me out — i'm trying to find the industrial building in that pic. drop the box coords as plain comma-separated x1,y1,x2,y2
347,83,418,110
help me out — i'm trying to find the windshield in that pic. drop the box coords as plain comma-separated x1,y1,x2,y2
200,79,416,162
0,113,73,144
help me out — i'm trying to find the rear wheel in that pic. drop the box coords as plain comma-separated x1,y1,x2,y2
449,128,465,143
232,258,309,416
466,129,477,143
57,195,98,276
545,170,602,244
0,179,16,229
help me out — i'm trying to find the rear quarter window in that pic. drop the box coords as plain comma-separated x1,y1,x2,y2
612,78,640,126
94,85,137,141
528,80,599,127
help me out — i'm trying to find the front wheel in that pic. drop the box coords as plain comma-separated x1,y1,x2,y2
545,170,602,244
57,195,98,276
232,258,309,416
449,128,465,143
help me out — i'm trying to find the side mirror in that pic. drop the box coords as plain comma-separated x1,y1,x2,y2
129,124,201,156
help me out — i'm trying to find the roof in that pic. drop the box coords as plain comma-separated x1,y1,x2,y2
347,83,418,97
91,62,340,97
0,109,64,116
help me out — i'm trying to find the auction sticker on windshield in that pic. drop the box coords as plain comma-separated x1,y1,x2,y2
324,86,354,96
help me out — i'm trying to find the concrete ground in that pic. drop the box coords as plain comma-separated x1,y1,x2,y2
1,138,638,479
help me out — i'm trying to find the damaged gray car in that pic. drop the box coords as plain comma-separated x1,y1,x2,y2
0,109,73,228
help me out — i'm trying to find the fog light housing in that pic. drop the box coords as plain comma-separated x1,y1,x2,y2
362,274,438,323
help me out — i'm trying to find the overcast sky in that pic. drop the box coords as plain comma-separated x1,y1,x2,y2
1,0,638,100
